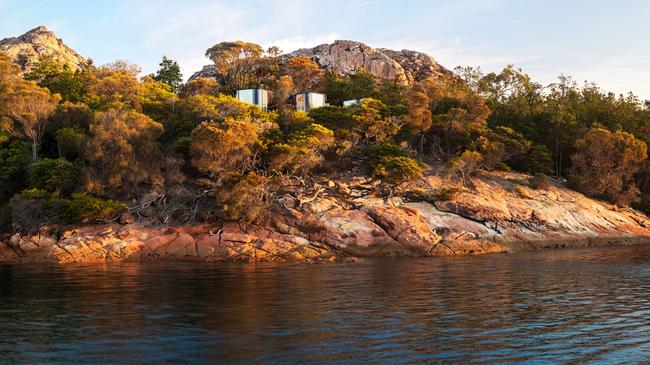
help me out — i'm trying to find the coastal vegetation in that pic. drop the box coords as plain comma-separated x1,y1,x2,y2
2,41,650,234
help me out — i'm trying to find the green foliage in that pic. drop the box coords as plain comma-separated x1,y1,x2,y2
511,144,554,175
267,123,335,176
0,205,11,232
151,56,183,92
324,70,406,106
140,77,178,122
0,136,30,202
173,136,192,155
63,193,127,223
494,162,511,171
374,156,422,184
25,55,86,102
20,188,52,200
28,158,78,195
55,127,87,161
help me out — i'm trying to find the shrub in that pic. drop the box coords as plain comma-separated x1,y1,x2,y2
494,162,511,172
445,150,483,187
28,158,78,195
374,156,422,185
515,186,534,199
402,187,460,204
63,193,127,223
0,205,12,232
20,188,52,200
217,173,269,229
432,187,461,201
173,136,192,155
528,173,552,190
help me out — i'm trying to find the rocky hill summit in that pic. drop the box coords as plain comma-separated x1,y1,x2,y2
190,40,451,84
288,40,452,84
0,26,87,72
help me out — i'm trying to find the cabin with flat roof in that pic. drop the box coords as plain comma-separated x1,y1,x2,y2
295,92,327,112
236,89,269,111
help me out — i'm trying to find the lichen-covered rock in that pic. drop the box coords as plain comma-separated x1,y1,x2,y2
0,26,87,72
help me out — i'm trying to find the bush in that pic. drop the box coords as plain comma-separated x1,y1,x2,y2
515,186,534,199
528,173,552,190
20,188,52,200
63,193,127,223
217,173,269,229
445,150,483,187
374,156,422,185
494,162,511,172
402,187,460,204
432,187,461,201
173,136,192,155
0,205,11,232
28,158,78,195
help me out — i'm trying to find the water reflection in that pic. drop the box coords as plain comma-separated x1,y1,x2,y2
3,246,650,363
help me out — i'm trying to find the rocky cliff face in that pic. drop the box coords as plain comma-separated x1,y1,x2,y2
3,171,650,264
189,40,451,84
0,26,87,72
288,40,451,85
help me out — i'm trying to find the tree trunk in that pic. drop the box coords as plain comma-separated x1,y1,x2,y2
32,138,38,162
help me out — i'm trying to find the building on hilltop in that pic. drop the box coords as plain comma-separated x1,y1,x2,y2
236,89,269,111
295,92,327,112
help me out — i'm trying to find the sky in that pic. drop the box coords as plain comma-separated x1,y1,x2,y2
1,0,650,98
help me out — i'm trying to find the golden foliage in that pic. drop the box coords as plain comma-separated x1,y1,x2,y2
84,109,164,195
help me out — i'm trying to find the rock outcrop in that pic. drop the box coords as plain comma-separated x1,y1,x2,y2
288,40,451,85
0,26,87,72
3,171,650,264
189,40,451,85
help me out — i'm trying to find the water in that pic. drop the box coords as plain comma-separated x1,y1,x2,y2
3,245,650,364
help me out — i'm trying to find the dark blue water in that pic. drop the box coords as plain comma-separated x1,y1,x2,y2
3,245,650,364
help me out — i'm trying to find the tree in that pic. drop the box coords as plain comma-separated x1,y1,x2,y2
374,156,422,185
0,134,30,201
205,41,264,92
284,55,323,92
28,158,78,196
0,80,61,161
84,109,164,195
267,123,335,176
85,61,142,109
151,56,183,92
179,77,219,97
189,118,259,181
217,172,270,229
570,126,647,205
406,82,432,152
25,54,86,102
445,150,483,187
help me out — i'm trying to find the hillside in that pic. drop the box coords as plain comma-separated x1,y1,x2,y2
2,26,650,265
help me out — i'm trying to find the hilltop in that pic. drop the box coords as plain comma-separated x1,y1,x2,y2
191,39,451,85
0,26,87,72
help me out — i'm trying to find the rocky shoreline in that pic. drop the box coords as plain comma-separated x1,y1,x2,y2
3,171,650,265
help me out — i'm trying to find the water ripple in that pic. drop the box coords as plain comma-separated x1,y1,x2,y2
3,245,650,363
